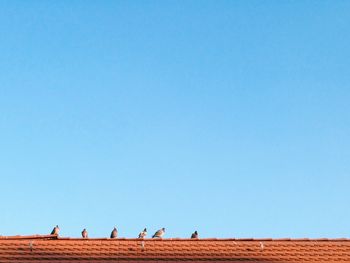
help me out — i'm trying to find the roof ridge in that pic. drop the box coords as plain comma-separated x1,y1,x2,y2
0,235,58,240
0,235,349,241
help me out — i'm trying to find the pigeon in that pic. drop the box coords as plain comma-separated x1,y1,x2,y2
82,229,88,238
50,225,60,236
152,228,165,238
110,227,118,238
191,231,198,239
138,228,147,239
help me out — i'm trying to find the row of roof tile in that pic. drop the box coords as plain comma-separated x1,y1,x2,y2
0,235,349,262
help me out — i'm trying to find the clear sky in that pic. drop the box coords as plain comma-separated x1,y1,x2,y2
0,0,349,239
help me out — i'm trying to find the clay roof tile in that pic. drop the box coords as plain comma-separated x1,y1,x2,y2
0,235,349,262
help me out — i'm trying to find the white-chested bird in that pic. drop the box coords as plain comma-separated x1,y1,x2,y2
152,228,165,238
82,228,88,238
138,228,147,238
50,225,60,236
110,227,118,238
191,231,198,239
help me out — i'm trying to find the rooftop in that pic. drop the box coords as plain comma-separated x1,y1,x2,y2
0,235,349,262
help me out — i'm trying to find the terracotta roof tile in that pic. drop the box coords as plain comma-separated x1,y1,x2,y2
0,235,349,262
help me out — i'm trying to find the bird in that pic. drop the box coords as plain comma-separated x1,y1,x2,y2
82,229,88,238
110,227,118,238
138,228,147,238
50,225,60,236
191,231,198,239
152,228,165,238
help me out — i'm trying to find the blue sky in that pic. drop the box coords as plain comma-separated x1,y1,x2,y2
0,0,349,239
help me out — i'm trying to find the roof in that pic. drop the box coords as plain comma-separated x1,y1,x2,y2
0,235,349,262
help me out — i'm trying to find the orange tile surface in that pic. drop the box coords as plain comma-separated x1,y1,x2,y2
0,235,349,262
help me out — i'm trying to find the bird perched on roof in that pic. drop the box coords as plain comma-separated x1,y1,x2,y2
138,228,147,239
82,229,88,238
50,225,60,236
191,231,198,239
152,228,165,238
110,227,118,238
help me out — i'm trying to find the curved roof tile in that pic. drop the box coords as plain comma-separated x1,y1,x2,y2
0,235,349,262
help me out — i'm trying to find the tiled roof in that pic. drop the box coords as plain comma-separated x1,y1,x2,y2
0,235,349,262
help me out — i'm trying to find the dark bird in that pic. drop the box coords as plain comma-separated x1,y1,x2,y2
82,228,88,238
50,225,60,236
138,228,147,238
191,231,198,239
110,227,118,238
152,228,165,238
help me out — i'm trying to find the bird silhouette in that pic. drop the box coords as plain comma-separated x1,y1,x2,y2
138,228,147,238
50,225,60,236
82,229,88,238
191,231,198,238
110,227,118,238
152,228,165,238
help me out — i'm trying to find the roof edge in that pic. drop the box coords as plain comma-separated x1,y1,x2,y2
0,235,349,242
0,235,58,240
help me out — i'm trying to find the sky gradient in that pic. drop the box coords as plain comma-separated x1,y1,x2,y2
0,0,349,239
